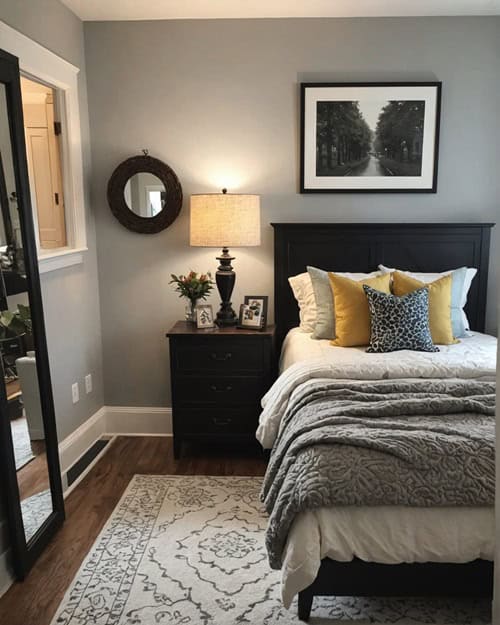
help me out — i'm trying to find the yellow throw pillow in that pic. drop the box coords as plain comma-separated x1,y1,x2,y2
392,271,457,345
329,273,391,347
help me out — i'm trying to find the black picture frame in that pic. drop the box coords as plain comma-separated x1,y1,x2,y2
238,295,268,330
300,82,441,194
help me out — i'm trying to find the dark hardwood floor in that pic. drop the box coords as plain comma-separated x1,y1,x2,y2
0,436,268,625
17,449,50,500
11,416,50,499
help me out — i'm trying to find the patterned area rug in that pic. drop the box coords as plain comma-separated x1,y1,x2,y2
50,476,490,625
11,416,35,470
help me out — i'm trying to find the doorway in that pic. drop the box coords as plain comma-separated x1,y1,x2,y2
20,76,66,250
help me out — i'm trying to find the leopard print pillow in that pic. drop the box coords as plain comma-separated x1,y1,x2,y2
363,285,439,353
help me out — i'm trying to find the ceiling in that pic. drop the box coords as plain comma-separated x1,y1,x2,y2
60,0,500,21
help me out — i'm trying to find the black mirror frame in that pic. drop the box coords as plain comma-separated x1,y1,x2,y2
0,49,64,579
107,154,183,234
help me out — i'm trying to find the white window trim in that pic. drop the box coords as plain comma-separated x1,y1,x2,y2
37,247,87,274
0,20,87,273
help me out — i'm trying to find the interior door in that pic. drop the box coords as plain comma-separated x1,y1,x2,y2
22,82,66,250
24,126,65,248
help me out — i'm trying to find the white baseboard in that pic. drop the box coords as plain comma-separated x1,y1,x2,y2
58,405,171,481
0,547,14,599
105,406,172,436
58,407,107,475
58,405,171,477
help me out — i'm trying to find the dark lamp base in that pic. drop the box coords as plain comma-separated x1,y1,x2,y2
215,247,238,327
215,311,238,327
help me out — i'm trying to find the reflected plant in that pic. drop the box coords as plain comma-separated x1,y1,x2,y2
0,304,31,339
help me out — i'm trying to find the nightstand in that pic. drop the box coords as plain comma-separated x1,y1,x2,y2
166,321,276,458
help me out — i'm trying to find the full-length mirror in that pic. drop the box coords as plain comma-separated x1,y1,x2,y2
0,49,64,578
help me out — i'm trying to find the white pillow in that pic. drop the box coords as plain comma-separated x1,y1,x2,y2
288,273,316,333
378,264,477,330
289,270,383,334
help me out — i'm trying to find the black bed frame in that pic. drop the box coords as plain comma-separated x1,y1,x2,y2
272,222,495,621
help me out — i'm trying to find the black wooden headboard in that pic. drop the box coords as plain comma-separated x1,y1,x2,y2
273,222,494,346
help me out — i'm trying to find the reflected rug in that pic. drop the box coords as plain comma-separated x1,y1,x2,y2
50,475,490,625
21,489,52,542
11,416,35,470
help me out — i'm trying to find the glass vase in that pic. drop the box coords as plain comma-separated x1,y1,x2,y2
184,300,197,323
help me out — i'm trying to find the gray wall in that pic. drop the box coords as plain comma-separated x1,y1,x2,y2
0,0,104,438
84,16,499,408
0,0,104,565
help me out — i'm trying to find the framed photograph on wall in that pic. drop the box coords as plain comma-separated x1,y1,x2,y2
300,82,441,193
238,296,268,330
195,304,215,329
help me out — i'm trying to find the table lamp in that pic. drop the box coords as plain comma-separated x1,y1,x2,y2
190,189,261,326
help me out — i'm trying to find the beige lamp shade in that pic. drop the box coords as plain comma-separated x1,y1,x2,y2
190,192,261,247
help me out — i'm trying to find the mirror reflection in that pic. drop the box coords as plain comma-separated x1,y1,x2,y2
0,83,53,542
124,172,166,217
20,76,67,250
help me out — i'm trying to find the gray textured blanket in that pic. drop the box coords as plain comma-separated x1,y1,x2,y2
261,379,495,569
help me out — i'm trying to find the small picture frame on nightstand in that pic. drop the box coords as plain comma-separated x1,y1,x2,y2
238,295,268,330
196,304,215,329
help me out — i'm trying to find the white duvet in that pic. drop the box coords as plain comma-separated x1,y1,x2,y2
257,329,497,608
258,329,497,449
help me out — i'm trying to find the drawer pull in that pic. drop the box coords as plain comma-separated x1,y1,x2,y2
212,417,233,426
210,352,232,362
209,384,233,393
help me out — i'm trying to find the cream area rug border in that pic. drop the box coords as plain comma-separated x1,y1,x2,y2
50,475,490,625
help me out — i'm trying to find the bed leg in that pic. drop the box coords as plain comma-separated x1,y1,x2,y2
298,589,314,621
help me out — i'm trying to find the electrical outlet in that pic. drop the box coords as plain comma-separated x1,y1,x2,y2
72,382,79,404
85,373,92,394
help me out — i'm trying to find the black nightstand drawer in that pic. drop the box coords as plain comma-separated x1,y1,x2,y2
175,375,265,405
175,407,258,436
175,340,264,373
167,321,276,457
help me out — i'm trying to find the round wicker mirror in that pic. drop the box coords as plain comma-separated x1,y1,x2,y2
107,152,182,234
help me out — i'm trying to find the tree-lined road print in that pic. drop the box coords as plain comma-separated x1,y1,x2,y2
346,154,386,176
316,100,425,177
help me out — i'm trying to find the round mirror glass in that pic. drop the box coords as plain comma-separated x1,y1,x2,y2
124,172,166,218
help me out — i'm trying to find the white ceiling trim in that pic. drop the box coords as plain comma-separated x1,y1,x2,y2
60,0,500,21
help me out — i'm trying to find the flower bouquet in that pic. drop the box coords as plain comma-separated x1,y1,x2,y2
169,271,214,321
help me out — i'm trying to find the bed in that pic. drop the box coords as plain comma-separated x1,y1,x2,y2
258,222,496,621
